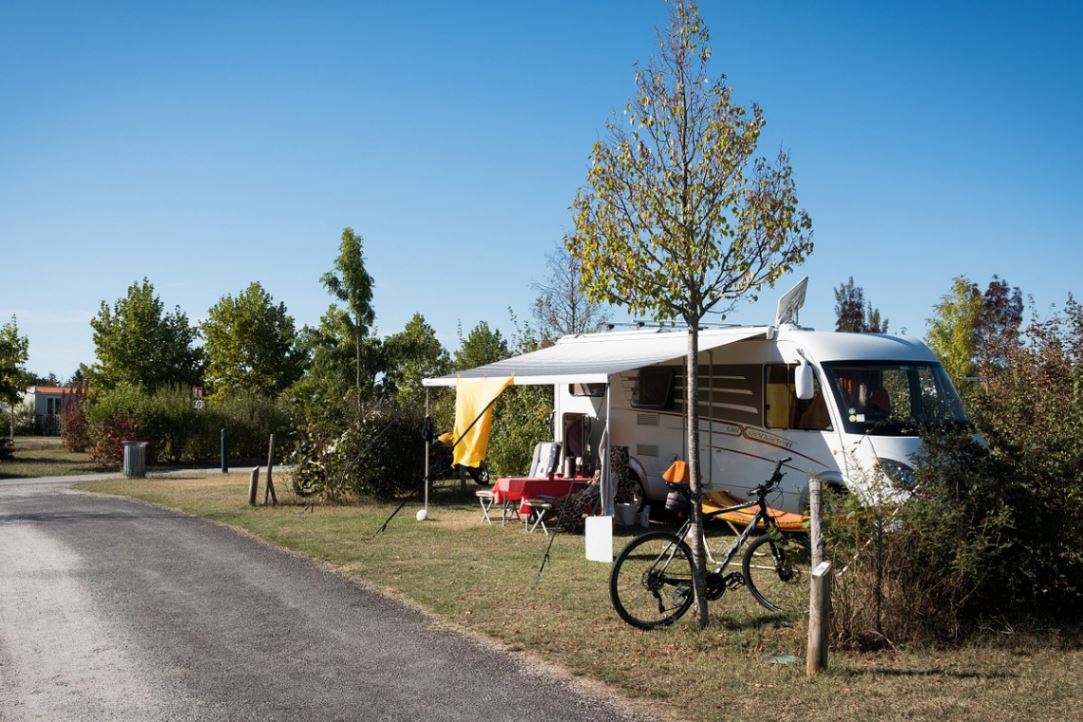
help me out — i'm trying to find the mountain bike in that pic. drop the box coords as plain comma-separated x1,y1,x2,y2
609,457,810,630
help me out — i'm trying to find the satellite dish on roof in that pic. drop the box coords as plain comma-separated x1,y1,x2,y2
774,276,809,327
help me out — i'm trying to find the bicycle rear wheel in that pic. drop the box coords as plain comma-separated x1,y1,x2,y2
609,531,695,630
742,533,811,614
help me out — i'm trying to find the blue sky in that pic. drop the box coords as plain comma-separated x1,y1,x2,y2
2,1,1080,379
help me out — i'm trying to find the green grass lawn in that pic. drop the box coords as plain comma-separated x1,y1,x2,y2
77,472,1082,722
0,436,109,478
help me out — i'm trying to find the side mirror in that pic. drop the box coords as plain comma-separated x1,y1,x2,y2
795,362,815,401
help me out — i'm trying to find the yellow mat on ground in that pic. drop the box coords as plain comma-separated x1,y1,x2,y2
702,489,808,533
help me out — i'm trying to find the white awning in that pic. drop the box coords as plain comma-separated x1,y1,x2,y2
422,327,767,387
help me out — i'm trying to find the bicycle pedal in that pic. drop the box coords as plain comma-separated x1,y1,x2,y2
724,572,745,590
705,572,726,601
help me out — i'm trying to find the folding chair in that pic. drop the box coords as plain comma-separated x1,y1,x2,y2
475,489,496,526
522,497,556,536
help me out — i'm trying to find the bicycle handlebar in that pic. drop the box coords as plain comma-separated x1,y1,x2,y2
749,457,792,497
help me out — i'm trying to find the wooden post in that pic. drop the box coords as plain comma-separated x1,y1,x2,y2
248,467,259,506
807,560,832,676
809,475,824,568
263,433,277,506
220,428,229,473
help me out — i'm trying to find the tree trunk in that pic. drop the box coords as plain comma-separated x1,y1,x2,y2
355,327,362,414
686,320,709,628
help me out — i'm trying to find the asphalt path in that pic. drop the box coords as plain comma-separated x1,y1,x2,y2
0,475,651,721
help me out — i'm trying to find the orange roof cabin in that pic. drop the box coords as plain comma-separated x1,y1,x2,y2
20,385,84,435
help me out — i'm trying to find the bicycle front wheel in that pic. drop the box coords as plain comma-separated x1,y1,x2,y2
609,531,695,630
742,533,811,614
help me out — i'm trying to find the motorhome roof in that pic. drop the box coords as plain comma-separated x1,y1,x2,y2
777,327,939,364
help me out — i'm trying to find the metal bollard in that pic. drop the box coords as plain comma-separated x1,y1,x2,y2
220,428,229,473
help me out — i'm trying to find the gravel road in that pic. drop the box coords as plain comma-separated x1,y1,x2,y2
0,475,651,721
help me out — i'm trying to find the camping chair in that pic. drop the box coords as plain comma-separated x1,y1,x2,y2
528,441,563,478
522,441,565,533
701,488,808,534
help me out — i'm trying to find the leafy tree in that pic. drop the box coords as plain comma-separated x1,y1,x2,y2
382,313,450,401
531,242,611,344
202,282,305,399
866,306,889,334
928,275,1023,384
567,0,812,627
88,279,203,390
834,277,866,332
968,294,1083,543
287,306,382,421
1,316,30,403
26,371,60,386
927,277,982,383
321,227,376,412
1,316,30,441
455,321,510,371
976,275,1023,367
834,277,889,333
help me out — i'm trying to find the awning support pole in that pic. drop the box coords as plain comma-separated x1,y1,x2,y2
602,378,613,516
424,387,430,515
709,348,714,488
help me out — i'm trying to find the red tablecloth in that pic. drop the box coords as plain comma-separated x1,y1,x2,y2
492,476,591,514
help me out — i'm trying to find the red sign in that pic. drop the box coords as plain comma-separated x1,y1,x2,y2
193,386,204,399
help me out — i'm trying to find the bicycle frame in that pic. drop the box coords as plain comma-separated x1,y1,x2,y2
671,493,779,574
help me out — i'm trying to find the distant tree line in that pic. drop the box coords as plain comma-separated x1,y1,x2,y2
36,222,598,485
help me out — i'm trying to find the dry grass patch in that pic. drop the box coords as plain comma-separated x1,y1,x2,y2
78,472,1083,722
0,436,107,479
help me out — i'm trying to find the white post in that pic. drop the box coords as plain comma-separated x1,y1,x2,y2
807,560,832,675
602,379,613,515
809,475,824,568
423,388,430,515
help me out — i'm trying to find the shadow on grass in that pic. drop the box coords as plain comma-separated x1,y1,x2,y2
841,666,1019,680
714,612,800,632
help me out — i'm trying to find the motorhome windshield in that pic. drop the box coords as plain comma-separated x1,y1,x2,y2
821,361,968,436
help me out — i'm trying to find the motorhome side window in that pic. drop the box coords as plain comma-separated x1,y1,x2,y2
569,383,606,397
764,365,832,431
672,364,764,427
632,367,674,409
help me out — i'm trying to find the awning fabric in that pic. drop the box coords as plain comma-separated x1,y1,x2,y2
452,376,513,467
423,327,767,387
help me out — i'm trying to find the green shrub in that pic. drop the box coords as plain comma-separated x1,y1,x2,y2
86,384,292,468
487,385,552,477
825,435,1018,645
0,435,13,461
87,384,155,467
827,298,1083,645
292,399,424,501
60,391,89,452
212,390,291,461
8,405,35,435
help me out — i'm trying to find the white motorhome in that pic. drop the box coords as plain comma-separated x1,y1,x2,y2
423,279,969,515
553,324,967,513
